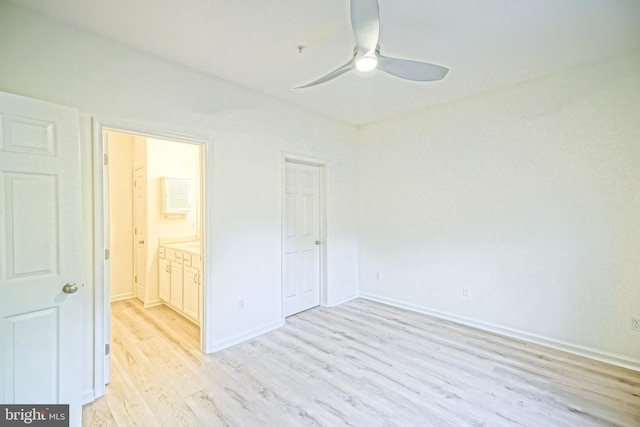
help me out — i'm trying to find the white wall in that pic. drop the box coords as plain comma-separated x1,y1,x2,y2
107,132,135,301
0,2,359,399
357,50,640,368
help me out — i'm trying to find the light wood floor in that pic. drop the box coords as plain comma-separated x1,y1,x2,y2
83,298,640,426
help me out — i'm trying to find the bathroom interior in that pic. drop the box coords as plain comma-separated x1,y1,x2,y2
107,130,203,350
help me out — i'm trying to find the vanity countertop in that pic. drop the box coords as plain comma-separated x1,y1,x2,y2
161,241,201,255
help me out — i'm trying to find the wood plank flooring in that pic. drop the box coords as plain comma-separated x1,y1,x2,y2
83,298,640,426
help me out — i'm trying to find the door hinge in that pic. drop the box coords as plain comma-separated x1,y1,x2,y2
134,275,137,283
103,153,109,166
105,248,110,260
105,343,110,355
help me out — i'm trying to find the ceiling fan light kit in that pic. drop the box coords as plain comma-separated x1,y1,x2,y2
295,0,449,88
355,55,378,72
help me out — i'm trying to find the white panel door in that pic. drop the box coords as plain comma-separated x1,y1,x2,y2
133,165,146,301
0,92,83,423
283,162,321,317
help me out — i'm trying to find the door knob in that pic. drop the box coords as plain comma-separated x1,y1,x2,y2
139,240,145,245
62,282,79,294
315,240,321,245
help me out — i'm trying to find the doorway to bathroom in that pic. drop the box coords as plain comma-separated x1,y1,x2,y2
104,129,205,357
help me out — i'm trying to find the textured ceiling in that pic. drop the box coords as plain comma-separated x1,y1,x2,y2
7,0,640,125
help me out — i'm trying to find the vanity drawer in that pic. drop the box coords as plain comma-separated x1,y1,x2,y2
175,251,183,263
183,253,192,266
191,255,201,268
164,248,176,261
158,247,165,258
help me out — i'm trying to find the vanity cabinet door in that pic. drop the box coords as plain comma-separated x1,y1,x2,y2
170,261,184,310
183,266,200,323
159,258,171,303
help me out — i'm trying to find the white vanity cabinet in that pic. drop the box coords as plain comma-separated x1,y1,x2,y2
158,244,201,325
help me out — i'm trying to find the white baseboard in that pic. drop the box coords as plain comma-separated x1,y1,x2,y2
326,292,358,307
82,390,96,405
110,292,134,303
206,319,285,354
143,299,163,308
203,293,358,354
360,292,640,372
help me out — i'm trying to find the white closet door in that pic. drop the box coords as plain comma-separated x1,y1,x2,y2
283,162,321,317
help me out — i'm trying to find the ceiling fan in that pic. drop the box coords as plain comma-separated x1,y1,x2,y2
295,0,449,89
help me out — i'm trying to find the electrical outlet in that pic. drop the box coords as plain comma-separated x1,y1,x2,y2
632,317,640,332
462,286,471,298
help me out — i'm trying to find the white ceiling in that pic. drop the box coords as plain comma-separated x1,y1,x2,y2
8,0,640,126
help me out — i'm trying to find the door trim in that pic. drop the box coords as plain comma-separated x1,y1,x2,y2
281,153,328,319
132,162,147,302
91,118,212,401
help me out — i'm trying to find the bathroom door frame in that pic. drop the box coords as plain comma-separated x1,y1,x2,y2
91,117,212,399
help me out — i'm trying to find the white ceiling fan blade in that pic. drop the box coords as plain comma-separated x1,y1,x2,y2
350,0,380,53
296,1,450,88
378,55,449,81
294,57,356,89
